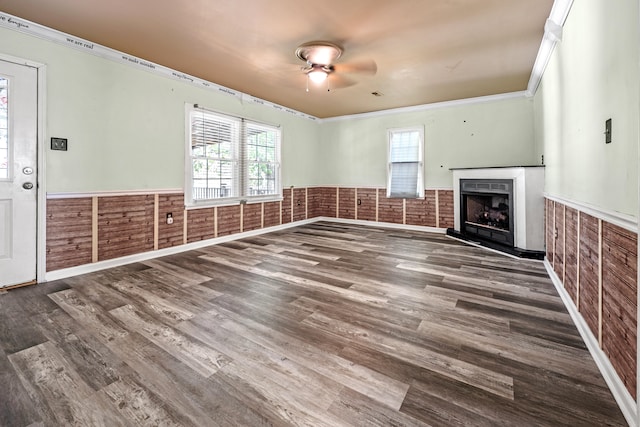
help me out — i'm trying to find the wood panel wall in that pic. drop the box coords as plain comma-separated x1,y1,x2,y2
281,188,292,224
217,205,241,237
186,207,215,243
158,193,185,249
46,187,455,273
46,198,93,271
564,207,579,303
356,188,377,222
553,203,565,280
545,199,555,265
377,189,404,224
579,212,600,342
438,190,454,229
98,195,154,261
546,198,638,399
242,203,262,232
338,188,356,220
307,187,337,218
601,222,637,398
263,201,281,228
292,188,307,222
405,190,437,227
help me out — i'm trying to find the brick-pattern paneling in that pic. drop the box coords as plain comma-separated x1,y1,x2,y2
438,190,454,229
602,222,637,399
98,195,154,261
186,207,215,243
242,203,262,232
317,187,337,218
307,187,323,219
405,190,437,227
564,207,579,304
356,188,377,221
307,187,336,218
47,186,455,272
553,203,565,281
338,188,356,220
263,201,281,228
377,189,403,224
217,205,241,237
578,212,600,339
292,188,307,222
158,193,184,249
46,198,93,272
545,199,555,265
546,198,638,399
282,188,292,224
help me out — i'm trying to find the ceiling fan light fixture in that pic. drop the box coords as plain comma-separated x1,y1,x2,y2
308,68,328,83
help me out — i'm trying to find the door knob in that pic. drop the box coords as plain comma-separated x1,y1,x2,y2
22,182,34,190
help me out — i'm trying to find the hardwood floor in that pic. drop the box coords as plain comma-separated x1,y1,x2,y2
0,221,628,426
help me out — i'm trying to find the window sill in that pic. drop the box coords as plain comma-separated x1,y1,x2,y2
186,195,283,210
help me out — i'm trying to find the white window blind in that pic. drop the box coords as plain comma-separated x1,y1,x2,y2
387,127,424,198
187,104,281,205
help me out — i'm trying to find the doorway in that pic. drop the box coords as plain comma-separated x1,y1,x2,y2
0,59,39,288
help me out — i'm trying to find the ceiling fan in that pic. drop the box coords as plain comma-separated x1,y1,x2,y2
295,41,377,91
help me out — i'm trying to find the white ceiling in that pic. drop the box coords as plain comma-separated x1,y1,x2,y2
0,0,555,118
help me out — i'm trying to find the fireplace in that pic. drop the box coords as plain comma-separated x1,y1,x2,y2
448,166,545,259
460,179,514,247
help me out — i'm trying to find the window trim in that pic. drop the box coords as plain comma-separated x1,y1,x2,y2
386,126,425,199
184,103,282,208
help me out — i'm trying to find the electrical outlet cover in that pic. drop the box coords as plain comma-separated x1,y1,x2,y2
51,137,68,151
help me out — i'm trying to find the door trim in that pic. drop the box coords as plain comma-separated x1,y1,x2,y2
0,52,47,284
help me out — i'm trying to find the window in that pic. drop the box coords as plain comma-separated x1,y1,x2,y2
387,127,424,198
187,104,281,205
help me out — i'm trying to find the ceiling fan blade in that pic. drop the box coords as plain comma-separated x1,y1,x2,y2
329,74,357,89
333,59,377,75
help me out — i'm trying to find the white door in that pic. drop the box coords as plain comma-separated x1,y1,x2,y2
0,60,38,288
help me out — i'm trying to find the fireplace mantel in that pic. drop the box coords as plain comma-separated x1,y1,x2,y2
451,166,545,254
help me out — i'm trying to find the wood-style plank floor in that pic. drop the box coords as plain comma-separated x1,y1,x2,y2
0,222,628,426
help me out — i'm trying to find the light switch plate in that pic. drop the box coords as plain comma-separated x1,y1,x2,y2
51,137,68,151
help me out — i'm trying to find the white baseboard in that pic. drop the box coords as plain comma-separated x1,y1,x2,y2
544,259,637,427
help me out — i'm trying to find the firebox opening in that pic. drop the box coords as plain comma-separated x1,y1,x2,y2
465,194,510,232
459,178,515,247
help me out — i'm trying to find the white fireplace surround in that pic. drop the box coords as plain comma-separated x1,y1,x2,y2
453,166,545,252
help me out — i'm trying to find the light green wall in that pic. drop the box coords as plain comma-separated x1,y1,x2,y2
320,96,537,189
534,0,639,218
1,25,539,195
0,27,322,193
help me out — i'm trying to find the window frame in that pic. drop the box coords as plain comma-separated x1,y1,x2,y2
185,103,282,208
386,126,425,199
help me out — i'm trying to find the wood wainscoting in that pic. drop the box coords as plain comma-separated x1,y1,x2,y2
46,188,455,273
545,197,638,404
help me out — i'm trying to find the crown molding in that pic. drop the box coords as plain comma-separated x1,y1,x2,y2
0,12,319,121
319,91,529,123
526,0,574,96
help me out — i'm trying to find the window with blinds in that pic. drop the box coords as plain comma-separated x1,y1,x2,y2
187,104,281,205
387,127,424,198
